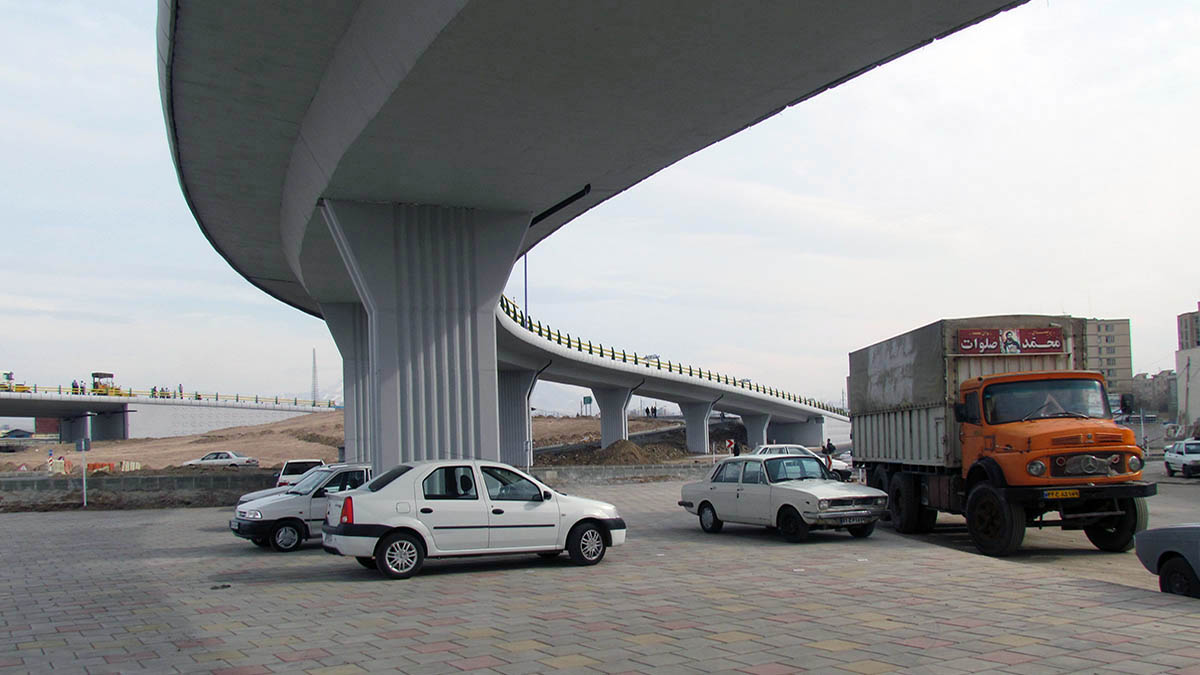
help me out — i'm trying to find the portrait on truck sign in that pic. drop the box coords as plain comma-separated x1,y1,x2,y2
956,328,1063,354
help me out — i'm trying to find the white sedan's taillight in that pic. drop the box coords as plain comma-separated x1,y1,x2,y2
339,497,354,524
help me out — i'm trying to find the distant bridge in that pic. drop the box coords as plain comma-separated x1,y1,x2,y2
0,390,334,443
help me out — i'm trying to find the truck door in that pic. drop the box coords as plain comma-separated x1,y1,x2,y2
959,391,985,470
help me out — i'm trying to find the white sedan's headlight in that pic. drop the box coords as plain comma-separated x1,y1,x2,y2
239,510,263,520
818,499,830,510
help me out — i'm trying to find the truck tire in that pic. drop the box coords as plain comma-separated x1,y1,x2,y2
888,474,921,534
965,483,1025,557
1085,497,1148,552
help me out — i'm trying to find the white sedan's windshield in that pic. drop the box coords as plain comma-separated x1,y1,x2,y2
765,456,828,482
289,469,334,494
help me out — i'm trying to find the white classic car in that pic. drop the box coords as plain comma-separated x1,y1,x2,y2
321,459,626,579
679,454,887,541
753,443,852,480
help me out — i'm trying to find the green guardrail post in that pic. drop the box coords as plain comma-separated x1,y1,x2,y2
58,385,62,394
587,341,592,354
621,350,626,363
216,392,219,401
633,353,638,365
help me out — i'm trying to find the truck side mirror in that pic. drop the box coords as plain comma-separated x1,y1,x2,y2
953,403,967,423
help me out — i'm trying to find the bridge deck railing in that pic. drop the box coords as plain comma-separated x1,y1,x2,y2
499,296,848,417
0,385,336,408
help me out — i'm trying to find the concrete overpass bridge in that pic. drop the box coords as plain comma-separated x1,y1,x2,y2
159,1,1025,471
0,390,332,443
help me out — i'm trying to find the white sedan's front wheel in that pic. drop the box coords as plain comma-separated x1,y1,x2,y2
376,532,425,579
567,522,606,565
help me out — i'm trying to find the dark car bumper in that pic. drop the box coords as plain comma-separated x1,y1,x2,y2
229,518,273,539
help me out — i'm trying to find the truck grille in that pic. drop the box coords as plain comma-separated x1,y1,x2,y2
1050,433,1126,446
1049,452,1125,477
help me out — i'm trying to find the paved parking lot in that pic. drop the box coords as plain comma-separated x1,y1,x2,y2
1,478,1199,675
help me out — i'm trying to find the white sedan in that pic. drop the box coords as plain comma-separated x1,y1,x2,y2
182,451,259,468
754,443,852,479
679,455,887,542
321,459,626,579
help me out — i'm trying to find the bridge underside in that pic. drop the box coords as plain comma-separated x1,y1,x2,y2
162,1,1026,471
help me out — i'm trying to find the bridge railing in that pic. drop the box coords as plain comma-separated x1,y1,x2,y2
0,384,337,408
499,296,848,417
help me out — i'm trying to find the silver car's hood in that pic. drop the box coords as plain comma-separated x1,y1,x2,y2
238,485,289,504
774,480,886,499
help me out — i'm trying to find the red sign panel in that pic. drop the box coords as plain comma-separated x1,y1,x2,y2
955,327,1064,354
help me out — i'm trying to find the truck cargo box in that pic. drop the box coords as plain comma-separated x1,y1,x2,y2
849,315,1088,468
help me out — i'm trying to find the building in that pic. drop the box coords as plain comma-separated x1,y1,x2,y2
1179,304,1200,350
1130,370,1174,414
1084,318,1132,394
1177,348,1200,432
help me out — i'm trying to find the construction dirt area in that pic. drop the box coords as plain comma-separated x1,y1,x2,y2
0,413,691,473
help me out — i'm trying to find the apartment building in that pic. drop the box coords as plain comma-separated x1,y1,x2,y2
1084,318,1132,394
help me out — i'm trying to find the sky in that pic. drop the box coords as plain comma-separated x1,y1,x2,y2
2,1,1198,421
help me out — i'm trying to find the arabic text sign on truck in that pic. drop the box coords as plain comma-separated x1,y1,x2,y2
849,315,1155,556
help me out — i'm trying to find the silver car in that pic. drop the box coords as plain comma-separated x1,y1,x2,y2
1164,440,1200,478
679,454,887,542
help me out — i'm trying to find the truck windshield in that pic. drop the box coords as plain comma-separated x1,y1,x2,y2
982,379,1110,424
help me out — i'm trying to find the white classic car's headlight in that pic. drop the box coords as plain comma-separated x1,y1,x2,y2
818,499,830,510
874,497,887,506
239,510,263,520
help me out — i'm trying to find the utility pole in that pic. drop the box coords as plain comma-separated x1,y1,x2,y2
311,348,318,403
523,253,529,327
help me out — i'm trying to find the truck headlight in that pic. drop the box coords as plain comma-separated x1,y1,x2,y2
239,510,263,520
1027,460,1046,477
1128,455,1143,472
818,499,830,510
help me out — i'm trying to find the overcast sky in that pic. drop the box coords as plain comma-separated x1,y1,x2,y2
2,1,1197,418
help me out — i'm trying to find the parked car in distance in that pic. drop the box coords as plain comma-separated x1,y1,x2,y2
1135,524,1200,597
754,443,852,480
231,463,372,551
183,451,258,468
1164,440,1200,478
322,460,626,579
277,459,325,486
679,454,887,542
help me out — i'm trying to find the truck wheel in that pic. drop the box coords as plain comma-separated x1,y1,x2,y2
1160,556,1200,597
916,507,938,534
777,506,809,543
965,484,1025,557
847,521,876,538
699,503,723,534
888,474,921,534
1085,497,1148,552
1165,462,1174,477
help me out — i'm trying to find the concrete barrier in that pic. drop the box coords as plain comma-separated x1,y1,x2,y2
529,463,713,486
0,472,276,493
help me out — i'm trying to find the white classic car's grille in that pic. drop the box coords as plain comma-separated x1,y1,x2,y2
828,497,878,508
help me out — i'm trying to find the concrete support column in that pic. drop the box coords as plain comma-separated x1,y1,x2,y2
767,417,824,447
498,369,539,467
680,401,715,455
321,200,529,471
60,415,89,444
322,302,371,464
741,413,770,450
92,410,127,441
591,386,633,449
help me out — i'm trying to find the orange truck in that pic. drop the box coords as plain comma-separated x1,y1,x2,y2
849,315,1155,556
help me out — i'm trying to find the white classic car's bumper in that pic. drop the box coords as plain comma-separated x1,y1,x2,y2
801,508,885,527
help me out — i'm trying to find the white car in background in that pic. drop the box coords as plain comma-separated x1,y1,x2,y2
276,458,325,486
231,463,372,551
679,454,887,542
1164,440,1200,478
322,460,626,579
754,444,852,480
183,450,259,468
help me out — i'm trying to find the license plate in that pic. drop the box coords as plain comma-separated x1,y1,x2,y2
1043,489,1080,499
839,517,871,525
229,520,239,531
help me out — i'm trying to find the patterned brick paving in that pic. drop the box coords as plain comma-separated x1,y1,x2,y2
0,481,1197,673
